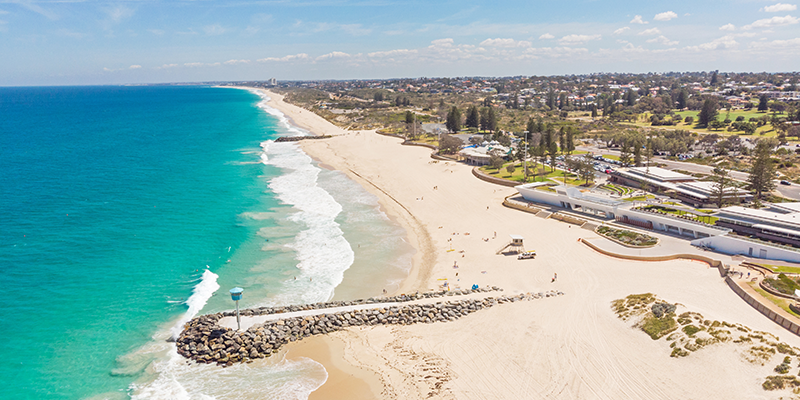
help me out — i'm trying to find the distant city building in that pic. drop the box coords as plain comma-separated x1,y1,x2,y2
268,78,277,86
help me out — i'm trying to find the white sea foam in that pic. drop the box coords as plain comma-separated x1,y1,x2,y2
260,139,355,304
169,268,220,341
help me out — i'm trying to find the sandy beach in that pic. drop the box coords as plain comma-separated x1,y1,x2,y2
251,87,800,399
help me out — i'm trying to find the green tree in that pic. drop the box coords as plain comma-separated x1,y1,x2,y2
446,106,461,133
710,71,718,86
710,166,730,208
565,128,575,155
489,150,505,170
677,90,689,109
591,104,598,118
758,94,769,112
748,139,778,205
465,105,480,129
697,98,719,127
438,134,463,154
486,108,498,133
634,145,642,167
405,110,414,125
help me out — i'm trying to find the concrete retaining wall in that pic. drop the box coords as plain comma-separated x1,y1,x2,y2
502,196,543,215
579,238,729,278
726,276,800,337
472,167,519,187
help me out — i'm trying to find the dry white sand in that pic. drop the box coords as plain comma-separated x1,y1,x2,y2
250,88,800,399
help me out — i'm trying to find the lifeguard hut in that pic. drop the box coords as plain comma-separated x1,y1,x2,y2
230,287,244,331
496,234,525,254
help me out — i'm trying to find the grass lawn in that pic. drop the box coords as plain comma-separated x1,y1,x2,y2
642,205,719,224
407,135,438,146
480,162,578,183
600,154,620,161
624,110,782,138
622,195,656,202
750,282,800,318
755,263,800,274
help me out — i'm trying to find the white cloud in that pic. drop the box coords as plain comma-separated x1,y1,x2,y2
719,23,735,31
686,35,738,51
743,15,799,29
479,38,532,47
184,62,205,67
257,53,310,62
654,11,678,21
646,35,678,46
148,29,164,35
0,10,8,15
761,3,797,12
203,24,225,36
630,15,648,24
558,34,601,44
613,27,630,35
538,33,554,39
368,49,418,58
105,4,135,24
223,59,251,65
315,51,350,61
431,38,454,47
638,28,661,35
158,63,178,69
129,65,141,69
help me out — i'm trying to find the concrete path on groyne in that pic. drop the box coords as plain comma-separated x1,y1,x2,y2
219,289,514,330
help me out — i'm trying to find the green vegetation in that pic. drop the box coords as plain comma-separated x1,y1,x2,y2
641,314,678,340
750,282,800,318
479,161,588,185
639,205,719,224
764,273,800,296
682,325,702,336
754,263,800,275
762,375,800,391
597,226,658,247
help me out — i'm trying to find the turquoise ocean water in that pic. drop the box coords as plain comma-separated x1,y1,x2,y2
0,86,413,399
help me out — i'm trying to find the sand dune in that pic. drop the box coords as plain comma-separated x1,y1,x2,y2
254,88,800,400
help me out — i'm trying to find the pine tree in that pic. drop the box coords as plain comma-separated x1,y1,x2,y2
591,104,598,118
465,105,480,129
487,108,498,133
677,90,688,109
698,98,718,127
748,139,777,205
758,94,769,112
446,106,461,133
711,166,729,208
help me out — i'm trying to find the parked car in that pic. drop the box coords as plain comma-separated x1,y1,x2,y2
781,180,791,185
518,251,536,260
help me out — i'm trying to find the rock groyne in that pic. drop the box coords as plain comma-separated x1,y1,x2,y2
274,135,332,142
176,288,564,366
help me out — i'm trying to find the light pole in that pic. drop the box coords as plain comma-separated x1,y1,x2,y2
230,287,244,331
523,131,529,182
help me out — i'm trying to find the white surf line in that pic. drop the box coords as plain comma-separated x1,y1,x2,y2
218,291,506,331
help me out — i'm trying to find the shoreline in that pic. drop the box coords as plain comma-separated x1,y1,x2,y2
233,86,426,397
236,86,435,297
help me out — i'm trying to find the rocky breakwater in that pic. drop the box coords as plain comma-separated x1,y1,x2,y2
176,287,565,367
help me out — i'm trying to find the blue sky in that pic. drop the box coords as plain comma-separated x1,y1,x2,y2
1,0,799,85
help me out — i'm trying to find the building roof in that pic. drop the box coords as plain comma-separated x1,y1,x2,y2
718,206,800,231
626,167,693,182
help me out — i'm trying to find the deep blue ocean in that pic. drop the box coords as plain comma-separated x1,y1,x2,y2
0,86,412,399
